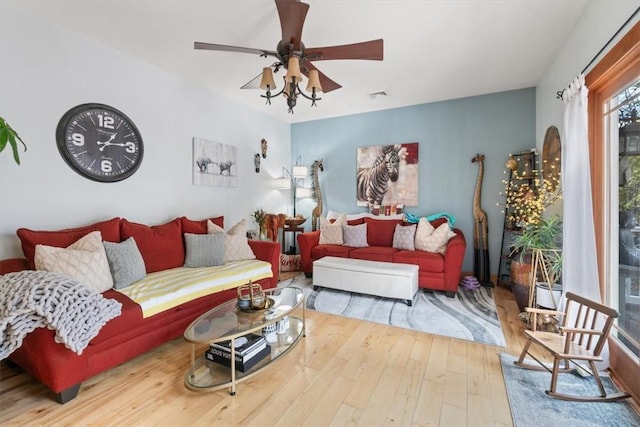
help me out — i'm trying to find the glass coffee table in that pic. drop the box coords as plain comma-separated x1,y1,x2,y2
183,286,305,395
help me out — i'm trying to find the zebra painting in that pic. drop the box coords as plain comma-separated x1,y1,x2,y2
356,145,402,206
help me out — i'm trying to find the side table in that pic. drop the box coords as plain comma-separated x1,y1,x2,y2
281,226,304,254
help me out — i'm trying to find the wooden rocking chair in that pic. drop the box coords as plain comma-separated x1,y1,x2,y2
515,291,630,402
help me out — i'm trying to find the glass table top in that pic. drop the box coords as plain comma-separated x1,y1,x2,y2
184,286,304,344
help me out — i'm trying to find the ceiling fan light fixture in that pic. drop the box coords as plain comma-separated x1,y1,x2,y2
195,0,383,114
306,69,322,93
285,56,303,83
259,67,277,90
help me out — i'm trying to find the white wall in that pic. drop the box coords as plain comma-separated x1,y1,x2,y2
536,1,640,146
0,4,291,259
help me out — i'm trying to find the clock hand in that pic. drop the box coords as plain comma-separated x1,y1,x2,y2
97,133,119,151
98,142,130,152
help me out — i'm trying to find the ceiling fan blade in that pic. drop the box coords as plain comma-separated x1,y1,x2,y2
194,42,279,59
303,62,342,93
305,39,384,61
275,0,309,51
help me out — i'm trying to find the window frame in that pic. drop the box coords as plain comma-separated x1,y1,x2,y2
586,19,640,402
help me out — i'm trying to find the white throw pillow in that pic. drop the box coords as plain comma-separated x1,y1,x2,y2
414,218,455,254
342,223,368,248
319,214,346,245
392,223,416,250
35,231,113,293
207,219,256,262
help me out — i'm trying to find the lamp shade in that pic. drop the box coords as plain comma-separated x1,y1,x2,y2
274,177,291,189
285,56,303,83
296,187,312,199
305,69,323,93
292,165,308,178
260,67,276,90
282,76,291,97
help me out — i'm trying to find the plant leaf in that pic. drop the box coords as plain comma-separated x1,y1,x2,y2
7,132,20,165
0,117,27,164
0,127,7,152
11,128,27,151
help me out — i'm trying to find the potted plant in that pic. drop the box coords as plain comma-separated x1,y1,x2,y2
0,116,27,164
252,209,267,239
509,214,563,312
501,156,562,312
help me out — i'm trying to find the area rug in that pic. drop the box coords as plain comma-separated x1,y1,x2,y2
278,274,506,347
499,353,640,427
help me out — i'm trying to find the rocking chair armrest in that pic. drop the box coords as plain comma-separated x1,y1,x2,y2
559,327,604,336
525,307,565,316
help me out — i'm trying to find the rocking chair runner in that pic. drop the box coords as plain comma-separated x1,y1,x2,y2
515,291,630,402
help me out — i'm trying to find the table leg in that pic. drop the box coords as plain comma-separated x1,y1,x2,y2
302,295,306,337
230,340,236,395
281,228,286,253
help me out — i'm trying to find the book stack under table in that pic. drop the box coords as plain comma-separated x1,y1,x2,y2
205,333,271,373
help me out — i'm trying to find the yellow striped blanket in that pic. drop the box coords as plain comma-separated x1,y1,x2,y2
116,260,273,318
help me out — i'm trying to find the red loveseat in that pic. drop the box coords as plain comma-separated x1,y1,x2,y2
297,216,466,297
0,216,280,403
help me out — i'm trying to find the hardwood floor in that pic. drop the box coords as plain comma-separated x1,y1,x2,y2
0,277,548,426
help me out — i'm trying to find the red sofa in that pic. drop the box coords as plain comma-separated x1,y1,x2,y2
0,216,280,403
297,216,466,297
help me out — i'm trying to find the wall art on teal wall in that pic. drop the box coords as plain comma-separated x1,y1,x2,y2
192,137,237,187
356,142,419,208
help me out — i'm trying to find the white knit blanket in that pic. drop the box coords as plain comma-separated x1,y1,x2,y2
0,270,122,359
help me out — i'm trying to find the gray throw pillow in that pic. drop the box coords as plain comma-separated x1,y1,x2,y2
184,232,225,268
342,223,368,248
103,237,146,289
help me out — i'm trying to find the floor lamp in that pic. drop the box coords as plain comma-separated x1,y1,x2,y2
275,159,309,253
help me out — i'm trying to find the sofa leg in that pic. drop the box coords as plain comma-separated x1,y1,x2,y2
304,272,312,278
445,291,456,298
406,299,412,306
55,384,81,404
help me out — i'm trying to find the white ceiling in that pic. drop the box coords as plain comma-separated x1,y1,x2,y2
12,0,588,124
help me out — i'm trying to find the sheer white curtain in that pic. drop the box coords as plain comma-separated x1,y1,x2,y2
561,75,602,305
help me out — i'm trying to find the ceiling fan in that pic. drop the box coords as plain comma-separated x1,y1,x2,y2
194,0,383,112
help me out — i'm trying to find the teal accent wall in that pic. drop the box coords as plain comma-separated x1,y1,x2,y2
291,87,536,275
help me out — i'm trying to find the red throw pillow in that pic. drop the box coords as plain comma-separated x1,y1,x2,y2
180,216,224,234
364,218,404,247
120,218,184,273
17,218,121,270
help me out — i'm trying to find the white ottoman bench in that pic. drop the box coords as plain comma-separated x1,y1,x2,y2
312,256,419,306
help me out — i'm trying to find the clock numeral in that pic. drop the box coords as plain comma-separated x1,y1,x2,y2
97,114,115,130
125,142,136,154
101,159,112,173
71,133,85,146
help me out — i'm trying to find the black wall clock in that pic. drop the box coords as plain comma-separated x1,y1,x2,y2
56,103,144,182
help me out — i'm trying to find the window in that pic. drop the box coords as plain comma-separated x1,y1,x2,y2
606,80,640,356
587,19,640,397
